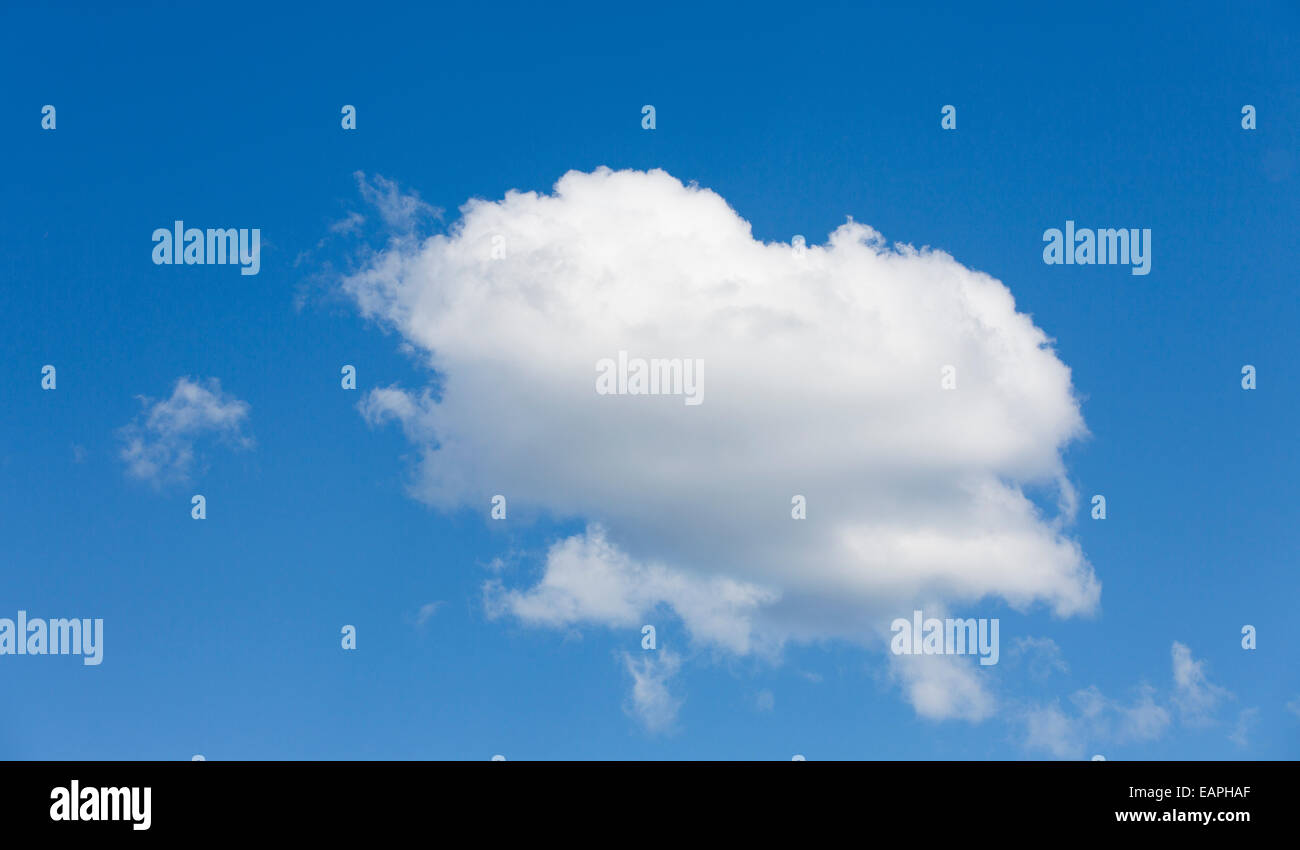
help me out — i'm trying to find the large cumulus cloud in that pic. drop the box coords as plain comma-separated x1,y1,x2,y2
341,167,1098,716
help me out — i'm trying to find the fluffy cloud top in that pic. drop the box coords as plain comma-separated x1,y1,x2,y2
119,377,252,485
343,168,1097,689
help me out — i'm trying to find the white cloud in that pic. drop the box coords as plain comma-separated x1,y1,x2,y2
342,167,1098,715
1021,641,1231,758
1022,684,1171,759
1229,707,1258,747
890,651,996,722
416,601,444,625
1023,700,1084,759
484,525,777,655
621,650,683,734
1011,636,1070,679
1171,641,1231,725
118,377,252,485
1116,685,1175,741
329,210,366,235
354,172,440,233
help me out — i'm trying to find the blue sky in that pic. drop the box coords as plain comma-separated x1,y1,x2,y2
2,0,1297,759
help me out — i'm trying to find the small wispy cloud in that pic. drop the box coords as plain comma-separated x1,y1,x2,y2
1020,641,1230,758
118,377,252,486
329,211,366,235
1229,707,1259,747
354,172,441,233
1011,636,1070,679
1171,641,1231,725
416,601,444,626
1022,700,1083,759
621,650,683,735
1021,685,1171,760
